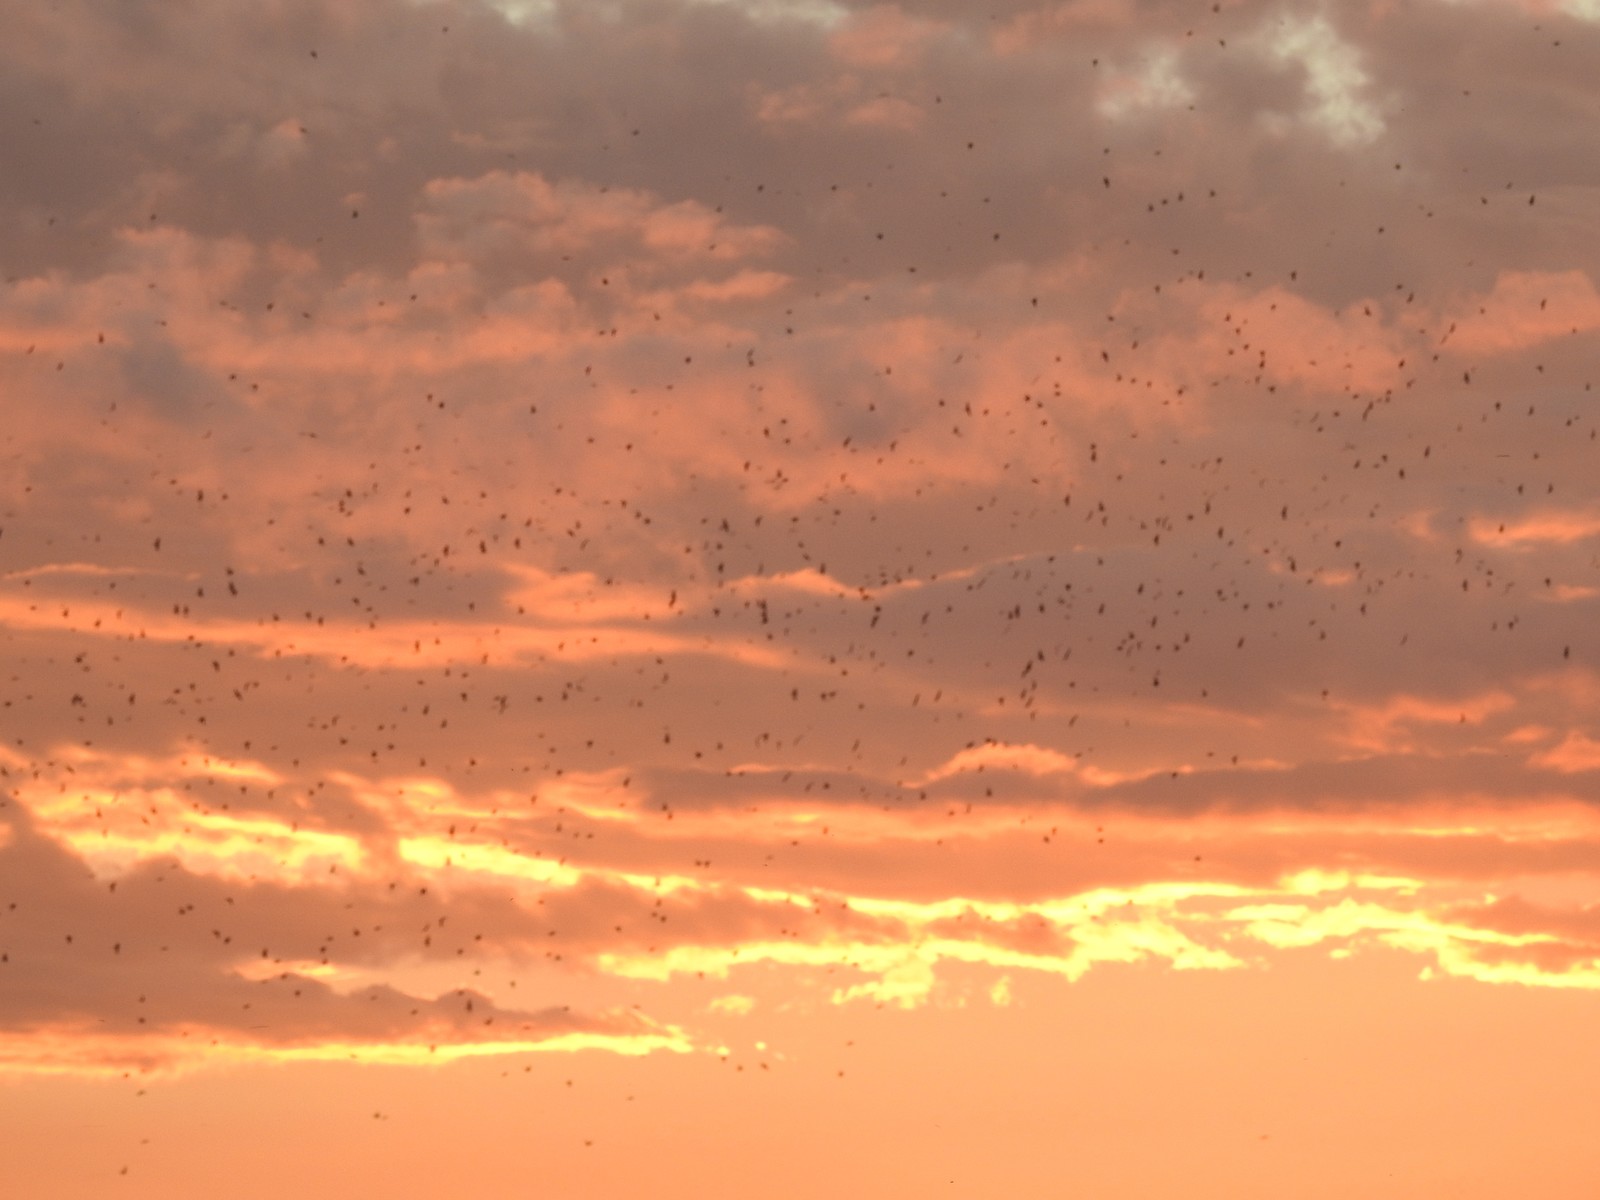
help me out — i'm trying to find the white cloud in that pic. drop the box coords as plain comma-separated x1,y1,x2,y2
1095,46,1195,119
1255,11,1385,145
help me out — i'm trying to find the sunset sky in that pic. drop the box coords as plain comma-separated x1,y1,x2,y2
5,0,1600,1195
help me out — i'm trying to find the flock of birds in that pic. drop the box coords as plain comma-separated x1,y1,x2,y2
0,0,1596,1186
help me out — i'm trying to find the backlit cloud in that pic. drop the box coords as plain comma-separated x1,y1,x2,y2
5,3,1600,1192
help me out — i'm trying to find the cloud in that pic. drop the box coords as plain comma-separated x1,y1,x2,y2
1470,507,1600,549
4,0,1600,1088
0,797,692,1075
1530,731,1600,773
1250,11,1385,145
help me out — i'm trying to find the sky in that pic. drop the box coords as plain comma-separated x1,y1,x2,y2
4,0,1600,1194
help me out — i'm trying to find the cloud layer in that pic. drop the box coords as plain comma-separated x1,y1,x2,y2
4,0,1600,1082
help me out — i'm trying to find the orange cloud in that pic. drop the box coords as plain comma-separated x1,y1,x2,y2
921,741,1081,782
1332,690,1518,754
0,589,802,673
1469,508,1600,548
1437,270,1600,356
1530,732,1600,773
828,6,947,69
418,171,785,265
0,1021,693,1079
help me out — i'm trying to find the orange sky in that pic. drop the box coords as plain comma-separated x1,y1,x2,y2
4,0,1600,1195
